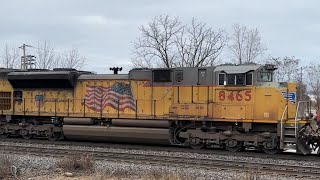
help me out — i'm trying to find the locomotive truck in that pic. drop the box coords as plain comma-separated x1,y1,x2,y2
0,63,317,154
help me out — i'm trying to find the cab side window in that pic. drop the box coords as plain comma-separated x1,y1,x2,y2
258,71,273,82
246,73,253,85
218,73,225,85
227,74,236,85
236,74,245,85
227,74,245,85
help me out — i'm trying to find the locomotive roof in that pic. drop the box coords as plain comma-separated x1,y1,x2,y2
7,70,80,88
8,71,76,76
214,64,262,74
130,64,263,73
78,74,129,80
0,68,18,78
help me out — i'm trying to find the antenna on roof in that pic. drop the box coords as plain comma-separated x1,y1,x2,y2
110,67,122,74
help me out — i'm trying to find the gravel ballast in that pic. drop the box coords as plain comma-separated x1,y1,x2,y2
0,141,318,180
1,153,304,180
1,141,320,167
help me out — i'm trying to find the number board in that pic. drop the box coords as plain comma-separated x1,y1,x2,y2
217,90,252,102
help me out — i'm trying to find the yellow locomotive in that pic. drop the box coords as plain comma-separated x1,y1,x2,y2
0,64,316,154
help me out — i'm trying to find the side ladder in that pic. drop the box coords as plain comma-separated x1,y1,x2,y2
280,101,312,151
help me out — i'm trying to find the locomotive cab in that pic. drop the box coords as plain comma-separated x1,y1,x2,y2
214,63,277,86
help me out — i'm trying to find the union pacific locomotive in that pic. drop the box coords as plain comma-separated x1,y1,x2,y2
0,64,317,154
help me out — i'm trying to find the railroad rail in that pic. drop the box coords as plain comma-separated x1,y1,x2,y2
1,138,320,163
1,142,320,179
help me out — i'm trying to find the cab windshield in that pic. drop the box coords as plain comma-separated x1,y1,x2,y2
258,71,273,82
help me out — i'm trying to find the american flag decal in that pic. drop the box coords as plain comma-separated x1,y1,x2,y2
85,82,136,112
34,94,44,108
282,91,296,104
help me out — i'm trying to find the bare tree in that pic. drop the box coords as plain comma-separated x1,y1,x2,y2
132,15,227,68
268,56,300,82
267,56,308,101
60,48,85,70
307,63,320,110
1,44,19,68
229,24,266,64
36,41,56,69
132,15,183,68
175,18,227,67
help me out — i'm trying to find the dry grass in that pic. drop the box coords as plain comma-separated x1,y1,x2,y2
56,154,94,173
0,155,14,179
145,170,190,180
93,168,190,180
236,168,261,180
244,171,261,180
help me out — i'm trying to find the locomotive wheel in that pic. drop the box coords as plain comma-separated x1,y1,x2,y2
190,143,205,150
0,128,9,138
22,134,33,140
47,132,61,141
21,129,33,140
262,147,279,154
225,139,243,152
189,138,205,149
262,141,279,154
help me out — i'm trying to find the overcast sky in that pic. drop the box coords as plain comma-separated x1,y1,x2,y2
0,0,319,73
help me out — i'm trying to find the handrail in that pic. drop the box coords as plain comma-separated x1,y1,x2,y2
280,105,287,149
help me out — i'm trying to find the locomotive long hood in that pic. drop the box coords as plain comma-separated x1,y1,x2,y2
7,71,79,89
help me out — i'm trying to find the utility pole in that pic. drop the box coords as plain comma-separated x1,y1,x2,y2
19,44,32,70
300,67,303,101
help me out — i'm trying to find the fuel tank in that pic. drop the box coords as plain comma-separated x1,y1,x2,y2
63,125,170,144
112,119,169,128
63,118,95,125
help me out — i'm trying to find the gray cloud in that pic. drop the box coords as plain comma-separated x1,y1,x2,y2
0,0,319,73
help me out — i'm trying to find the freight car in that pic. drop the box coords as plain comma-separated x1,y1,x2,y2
0,64,317,154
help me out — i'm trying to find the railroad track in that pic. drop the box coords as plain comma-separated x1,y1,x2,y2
1,143,320,179
1,137,320,163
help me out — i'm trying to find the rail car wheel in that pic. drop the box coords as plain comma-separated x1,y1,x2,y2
0,128,9,138
225,139,243,152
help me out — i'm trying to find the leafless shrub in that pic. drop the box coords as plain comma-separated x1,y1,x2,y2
0,155,14,179
56,154,94,173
